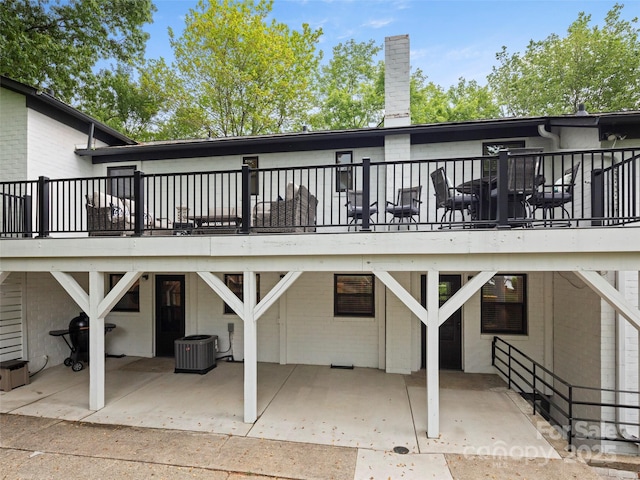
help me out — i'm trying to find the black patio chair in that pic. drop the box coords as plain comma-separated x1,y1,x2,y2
430,167,478,224
385,185,422,229
530,162,580,225
345,190,378,231
490,151,542,227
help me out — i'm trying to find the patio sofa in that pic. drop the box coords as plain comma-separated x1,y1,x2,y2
86,192,172,236
253,183,318,233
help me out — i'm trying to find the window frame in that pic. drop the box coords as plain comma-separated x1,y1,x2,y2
224,273,261,315
107,166,136,199
480,274,527,335
334,274,375,318
335,151,353,193
481,141,526,177
243,156,259,196
109,273,140,312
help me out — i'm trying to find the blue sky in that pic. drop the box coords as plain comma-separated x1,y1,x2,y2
145,0,640,87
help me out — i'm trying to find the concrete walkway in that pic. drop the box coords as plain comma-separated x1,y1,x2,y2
0,413,621,480
1,357,638,479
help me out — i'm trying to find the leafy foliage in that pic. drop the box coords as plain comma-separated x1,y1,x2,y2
411,72,499,123
0,0,155,103
310,40,385,130
488,3,640,116
76,66,166,141
160,0,322,138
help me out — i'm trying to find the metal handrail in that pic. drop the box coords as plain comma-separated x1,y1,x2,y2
492,336,640,447
1,147,639,237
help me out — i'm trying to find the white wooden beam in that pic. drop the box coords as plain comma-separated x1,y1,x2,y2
88,271,106,411
243,271,258,423
425,270,440,438
279,287,288,365
373,270,441,437
574,270,640,330
439,271,496,326
197,272,244,320
254,271,302,321
0,272,9,285
51,271,89,313
99,271,141,319
374,271,428,325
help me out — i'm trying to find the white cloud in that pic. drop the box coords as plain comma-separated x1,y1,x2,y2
363,18,394,28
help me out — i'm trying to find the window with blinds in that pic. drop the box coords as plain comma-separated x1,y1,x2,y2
481,274,527,334
224,274,260,314
334,274,375,317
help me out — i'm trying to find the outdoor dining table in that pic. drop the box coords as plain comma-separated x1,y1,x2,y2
456,176,497,224
457,174,545,226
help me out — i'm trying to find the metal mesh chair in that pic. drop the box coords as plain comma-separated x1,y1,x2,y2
530,162,580,224
385,186,422,229
430,167,477,223
345,190,378,230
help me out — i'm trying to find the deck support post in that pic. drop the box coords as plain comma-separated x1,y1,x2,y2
243,271,258,423
88,271,106,411
425,269,440,438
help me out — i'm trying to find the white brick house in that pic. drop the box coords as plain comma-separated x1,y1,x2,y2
1,36,639,453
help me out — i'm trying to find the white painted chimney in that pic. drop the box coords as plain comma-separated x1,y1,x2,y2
384,35,410,128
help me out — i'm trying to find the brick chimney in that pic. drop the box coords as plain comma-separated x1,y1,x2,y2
384,35,410,128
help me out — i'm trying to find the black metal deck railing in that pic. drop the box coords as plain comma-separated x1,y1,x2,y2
492,336,640,448
1,148,638,238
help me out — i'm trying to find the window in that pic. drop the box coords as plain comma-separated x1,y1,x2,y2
243,156,259,195
107,166,136,199
334,274,375,317
481,141,525,177
335,151,353,192
110,274,140,312
481,274,527,334
224,274,260,314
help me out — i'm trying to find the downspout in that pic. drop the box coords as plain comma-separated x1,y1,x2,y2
87,122,95,150
615,270,640,444
537,124,560,151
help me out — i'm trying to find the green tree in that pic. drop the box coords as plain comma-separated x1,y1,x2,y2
162,0,322,138
310,39,385,130
488,3,640,116
76,65,166,141
312,42,499,129
0,0,155,103
411,71,499,124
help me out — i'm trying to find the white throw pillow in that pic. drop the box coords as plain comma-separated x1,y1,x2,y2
553,172,573,193
285,183,300,200
91,191,126,217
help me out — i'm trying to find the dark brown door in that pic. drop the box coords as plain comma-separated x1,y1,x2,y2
155,275,185,357
421,274,462,370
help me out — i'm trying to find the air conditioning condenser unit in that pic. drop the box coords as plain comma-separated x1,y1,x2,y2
174,335,217,374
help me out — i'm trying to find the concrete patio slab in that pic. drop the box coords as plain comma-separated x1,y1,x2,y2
2,358,564,464
84,361,295,435
2,361,633,479
248,364,418,452
0,363,87,413
10,367,162,421
410,386,561,459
